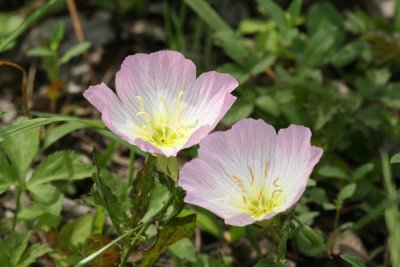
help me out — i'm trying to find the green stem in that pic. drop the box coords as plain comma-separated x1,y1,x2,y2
276,211,293,261
381,151,400,267
12,187,22,231
127,149,135,187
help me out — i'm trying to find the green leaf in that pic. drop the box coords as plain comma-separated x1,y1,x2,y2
0,111,5,117
331,40,367,68
336,183,356,208
318,166,349,180
180,208,223,238
2,118,40,179
140,179,171,223
169,238,196,262
0,238,11,267
353,163,374,180
92,169,129,227
306,3,345,48
0,0,64,53
131,158,156,226
5,232,30,266
27,47,54,57
222,99,254,125
184,0,231,32
156,155,179,181
28,184,63,215
340,253,366,267
390,153,400,164
0,117,104,143
254,258,285,267
214,30,252,66
299,25,336,67
58,214,93,252
256,95,279,117
140,214,196,267
60,42,91,64
287,0,302,19
0,154,15,194
50,22,64,51
43,121,88,150
295,218,327,255
28,151,93,186
257,0,287,29
18,244,52,267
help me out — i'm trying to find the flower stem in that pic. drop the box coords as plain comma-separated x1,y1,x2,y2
119,190,177,266
12,186,22,231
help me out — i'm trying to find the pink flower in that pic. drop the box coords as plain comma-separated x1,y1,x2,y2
179,119,323,226
84,51,238,156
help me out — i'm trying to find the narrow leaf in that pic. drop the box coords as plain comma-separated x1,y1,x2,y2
60,42,91,64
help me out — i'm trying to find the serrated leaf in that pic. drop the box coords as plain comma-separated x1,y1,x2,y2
28,151,93,186
5,232,30,266
0,154,14,194
140,179,171,223
60,42,90,64
92,169,129,227
131,158,156,226
28,184,63,215
0,238,11,267
59,214,93,252
2,117,40,179
340,253,366,267
18,244,52,267
390,153,400,164
140,215,196,267
27,47,54,57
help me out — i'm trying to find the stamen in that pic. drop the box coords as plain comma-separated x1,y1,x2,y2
273,178,280,187
247,165,255,185
272,189,283,199
230,174,246,194
159,93,169,113
264,160,269,177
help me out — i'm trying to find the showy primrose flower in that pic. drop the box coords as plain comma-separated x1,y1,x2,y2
179,119,323,226
84,51,238,156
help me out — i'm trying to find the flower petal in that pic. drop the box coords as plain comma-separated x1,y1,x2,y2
115,51,197,117
272,125,323,209
83,83,137,143
179,119,322,226
184,71,238,128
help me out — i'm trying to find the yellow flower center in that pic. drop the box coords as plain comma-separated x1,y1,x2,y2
231,162,284,219
135,91,194,150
